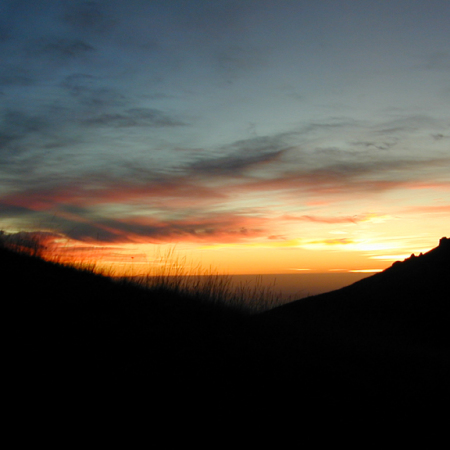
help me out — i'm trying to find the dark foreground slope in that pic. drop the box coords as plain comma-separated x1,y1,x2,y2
2,244,245,389
251,237,449,407
3,238,449,427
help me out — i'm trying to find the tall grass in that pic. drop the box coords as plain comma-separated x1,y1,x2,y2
0,230,286,313
120,247,286,313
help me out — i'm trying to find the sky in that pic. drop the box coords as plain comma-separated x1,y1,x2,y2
0,0,449,275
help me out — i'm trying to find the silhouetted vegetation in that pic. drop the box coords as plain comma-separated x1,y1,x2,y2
0,231,285,314
3,232,449,427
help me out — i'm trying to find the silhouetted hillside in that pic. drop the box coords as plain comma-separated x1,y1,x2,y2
3,237,449,427
261,237,449,341
250,237,449,409
2,243,244,383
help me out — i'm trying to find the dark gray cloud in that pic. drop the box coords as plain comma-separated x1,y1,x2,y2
188,148,285,177
0,202,35,217
375,115,439,134
185,134,294,177
301,118,362,134
0,65,35,86
1,109,48,137
247,155,450,197
29,37,95,60
84,108,186,128
175,0,253,40
0,110,50,163
0,201,263,245
431,133,446,141
351,139,398,151
59,211,264,244
214,44,267,82
63,1,116,33
61,74,126,107
0,133,15,151
225,134,296,153
312,157,447,179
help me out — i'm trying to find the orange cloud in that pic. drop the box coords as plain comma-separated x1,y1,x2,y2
280,214,360,224
402,204,450,214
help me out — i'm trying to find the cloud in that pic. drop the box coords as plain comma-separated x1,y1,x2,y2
109,213,268,244
3,143,448,241
309,238,356,246
214,44,267,82
61,74,126,107
431,133,447,141
0,202,41,218
1,180,269,244
0,110,50,162
225,134,295,153
280,213,393,225
402,204,450,214
0,172,229,214
0,65,35,86
94,178,227,207
1,109,48,137
351,139,398,151
280,214,361,224
301,117,362,134
245,157,450,197
374,115,440,135
184,133,294,178
187,148,285,177
58,208,268,244
0,184,82,211
83,108,185,128
268,235,286,240
63,1,116,33
29,38,95,59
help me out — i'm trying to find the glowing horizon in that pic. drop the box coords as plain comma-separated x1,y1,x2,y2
1,229,446,278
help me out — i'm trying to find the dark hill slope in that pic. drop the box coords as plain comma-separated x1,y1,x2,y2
249,237,449,405
261,237,449,341
3,238,449,426
2,245,247,402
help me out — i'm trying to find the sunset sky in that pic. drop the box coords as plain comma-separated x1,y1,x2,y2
0,0,449,275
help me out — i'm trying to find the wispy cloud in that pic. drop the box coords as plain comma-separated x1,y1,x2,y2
187,148,286,177
402,204,450,214
62,1,116,33
245,157,450,197
83,108,186,128
27,37,95,60
308,238,356,246
279,213,382,224
61,74,127,108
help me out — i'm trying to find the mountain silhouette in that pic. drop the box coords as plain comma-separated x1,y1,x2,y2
246,237,449,414
260,236,449,345
3,236,449,427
